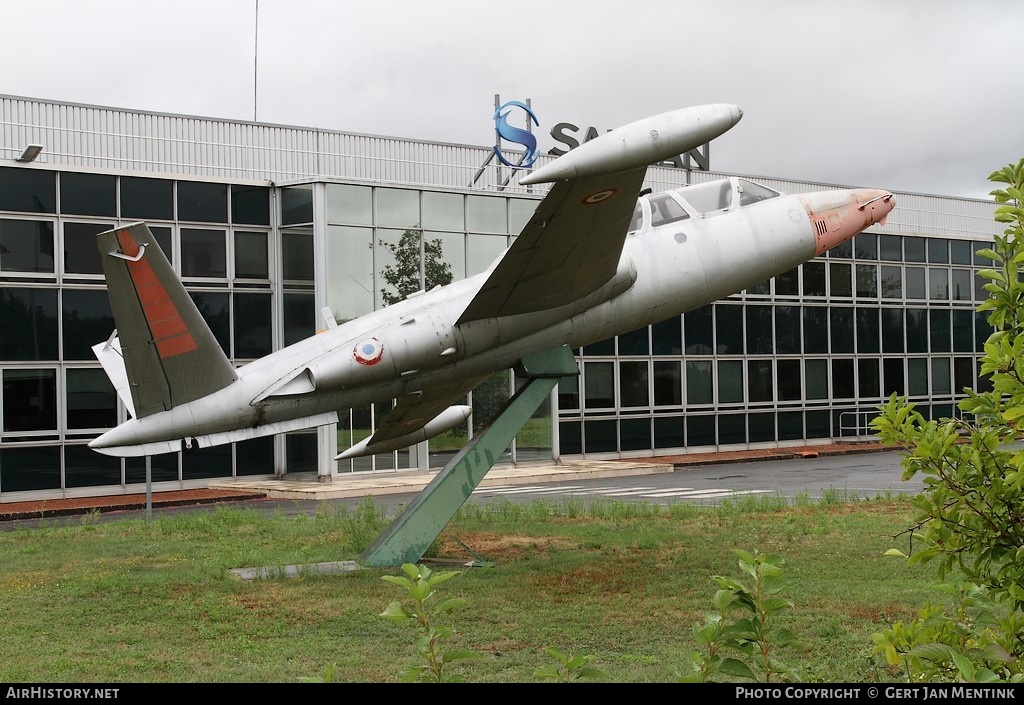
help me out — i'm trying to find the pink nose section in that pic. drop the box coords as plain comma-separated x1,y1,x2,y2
798,189,895,255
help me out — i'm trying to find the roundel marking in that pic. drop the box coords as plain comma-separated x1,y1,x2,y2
580,188,619,205
353,337,384,366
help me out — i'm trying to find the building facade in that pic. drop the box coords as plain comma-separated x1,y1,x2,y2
0,96,1001,501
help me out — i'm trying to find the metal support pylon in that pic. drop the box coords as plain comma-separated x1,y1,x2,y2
359,346,579,567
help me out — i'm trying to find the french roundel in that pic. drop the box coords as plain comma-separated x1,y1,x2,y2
581,188,619,205
353,337,384,366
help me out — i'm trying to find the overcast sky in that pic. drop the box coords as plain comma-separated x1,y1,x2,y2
1,0,1019,200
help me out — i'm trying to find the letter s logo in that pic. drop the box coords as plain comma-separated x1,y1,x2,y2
493,100,540,168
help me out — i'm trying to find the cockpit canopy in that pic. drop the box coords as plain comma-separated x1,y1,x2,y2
629,177,781,234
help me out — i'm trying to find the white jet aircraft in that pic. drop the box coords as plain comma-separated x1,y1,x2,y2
88,103,894,459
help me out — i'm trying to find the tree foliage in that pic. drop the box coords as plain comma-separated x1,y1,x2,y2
379,229,453,306
871,158,1024,682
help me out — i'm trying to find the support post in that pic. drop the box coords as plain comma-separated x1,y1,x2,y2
359,346,579,567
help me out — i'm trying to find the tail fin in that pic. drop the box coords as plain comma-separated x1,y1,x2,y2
96,222,237,417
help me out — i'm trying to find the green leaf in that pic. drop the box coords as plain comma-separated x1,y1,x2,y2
718,657,757,680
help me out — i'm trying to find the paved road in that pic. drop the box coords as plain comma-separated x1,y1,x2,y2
0,449,921,532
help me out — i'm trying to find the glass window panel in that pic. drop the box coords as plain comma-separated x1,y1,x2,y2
929,268,949,299
856,307,880,354
618,326,649,356
715,304,743,355
65,444,121,487
62,222,109,275
282,228,314,281
654,416,684,448
974,241,991,266
931,357,951,395
467,233,507,276
66,368,116,429
749,412,775,443
558,376,579,410
830,307,854,353
62,289,114,360
620,418,651,451
326,184,372,225
854,233,877,259
280,185,313,225
829,262,852,297
975,312,991,353
178,181,227,223
0,446,61,491
509,198,536,234
0,167,55,213
121,177,173,220
0,219,55,273
832,359,855,399
746,279,770,295
231,185,270,225
327,226,373,323
718,414,746,445
0,287,58,360
954,357,974,394
747,359,773,403
236,436,275,476
653,361,681,406
422,191,464,231
904,237,926,263
233,292,271,358
685,360,713,405
284,432,318,473
652,316,682,355
683,306,713,354
584,361,615,408
856,264,877,297
880,265,902,299
3,368,56,431
830,239,852,259
686,415,715,446
883,359,905,396
619,361,649,407
802,261,826,296
858,359,880,398
467,195,507,234
427,231,464,284
775,267,799,297
952,309,973,352
189,292,230,355
283,292,315,346
60,172,115,216
879,235,902,261
882,308,905,353
376,189,420,229
376,228,421,306
775,305,800,355
585,337,615,356
584,419,617,454
906,308,928,353
778,411,803,441
908,358,929,396
905,267,926,298
182,444,232,479
803,307,828,354
975,272,987,304
950,240,973,265
777,359,801,401
718,359,744,403
559,421,582,455
125,452,180,484
951,269,972,301
928,238,949,264
180,228,227,278
930,309,951,352
150,226,172,264
745,305,772,355
234,231,268,279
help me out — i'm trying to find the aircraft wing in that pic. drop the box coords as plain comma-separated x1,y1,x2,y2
456,166,646,323
365,374,490,446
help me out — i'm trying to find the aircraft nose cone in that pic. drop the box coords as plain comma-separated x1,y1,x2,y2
798,188,896,256
729,104,743,126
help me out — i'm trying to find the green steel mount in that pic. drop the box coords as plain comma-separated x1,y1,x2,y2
359,346,580,567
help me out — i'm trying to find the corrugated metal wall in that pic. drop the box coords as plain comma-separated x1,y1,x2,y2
1,94,999,238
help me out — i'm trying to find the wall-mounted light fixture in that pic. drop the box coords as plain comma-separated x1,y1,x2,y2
16,144,44,162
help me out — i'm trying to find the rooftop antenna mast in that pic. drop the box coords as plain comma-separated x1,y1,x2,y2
253,0,259,121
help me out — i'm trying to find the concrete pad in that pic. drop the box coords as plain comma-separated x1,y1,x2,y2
230,560,363,580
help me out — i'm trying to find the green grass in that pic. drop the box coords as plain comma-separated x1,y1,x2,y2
0,495,938,683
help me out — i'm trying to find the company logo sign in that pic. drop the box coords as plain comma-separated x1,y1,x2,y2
493,100,540,168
